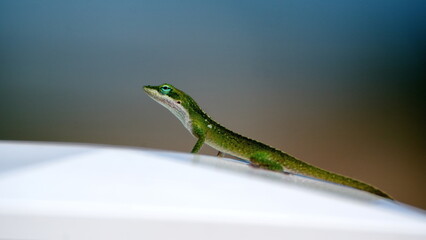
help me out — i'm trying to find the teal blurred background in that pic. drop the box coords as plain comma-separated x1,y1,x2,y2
1,1,425,208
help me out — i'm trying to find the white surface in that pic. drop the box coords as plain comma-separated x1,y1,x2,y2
0,141,425,240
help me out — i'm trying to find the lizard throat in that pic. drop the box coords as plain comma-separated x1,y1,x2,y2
147,93,192,132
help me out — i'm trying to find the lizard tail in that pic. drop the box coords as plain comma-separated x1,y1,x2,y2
284,156,392,199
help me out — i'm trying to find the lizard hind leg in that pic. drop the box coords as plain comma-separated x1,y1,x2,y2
217,151,225,157
249,152,283,172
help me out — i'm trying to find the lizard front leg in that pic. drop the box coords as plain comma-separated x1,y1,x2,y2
191,136,205,153
191,124,206,153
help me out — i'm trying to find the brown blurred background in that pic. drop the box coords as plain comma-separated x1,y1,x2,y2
1,1,425,209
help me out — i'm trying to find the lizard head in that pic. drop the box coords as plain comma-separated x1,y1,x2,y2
143,83,185,106
143,83,200,130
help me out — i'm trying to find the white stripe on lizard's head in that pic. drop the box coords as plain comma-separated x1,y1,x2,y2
143,83,197,131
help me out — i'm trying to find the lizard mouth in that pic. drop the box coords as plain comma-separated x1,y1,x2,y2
143,87,174,107
143,85,191,130
143,86,159,99
143,86,153,94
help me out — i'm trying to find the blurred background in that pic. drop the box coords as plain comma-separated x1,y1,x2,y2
0,0,425,209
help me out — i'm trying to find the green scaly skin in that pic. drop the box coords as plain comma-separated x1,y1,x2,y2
143,83,392,199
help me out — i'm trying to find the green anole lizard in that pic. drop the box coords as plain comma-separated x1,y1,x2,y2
144,83,391,199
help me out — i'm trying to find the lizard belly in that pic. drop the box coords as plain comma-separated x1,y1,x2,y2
205,139,250,160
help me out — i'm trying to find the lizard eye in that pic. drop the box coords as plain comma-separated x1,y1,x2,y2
160,85,172,94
